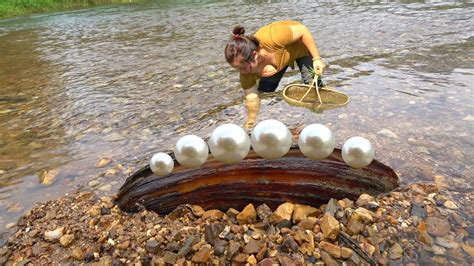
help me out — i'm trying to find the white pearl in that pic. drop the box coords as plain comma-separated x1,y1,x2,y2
150,152,174,176
209,124,250,164
251,119,292,160
342,136,375,168
298,124,335,160
174,135,209,168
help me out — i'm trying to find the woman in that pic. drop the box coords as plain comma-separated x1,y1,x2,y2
224,20,326,129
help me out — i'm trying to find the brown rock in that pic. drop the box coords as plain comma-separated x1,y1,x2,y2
40,169,59,185
237,204,257,224
145,239,160,254
202,209,225,220
352,207,373,223
356,193,374,207
461,243,474,258
321,213,340,240
226,208,240,219
96,158,112,167
294,230,313,246
346,217,364,235
60,234,74,247
341,247,353,259
191,205,205,217
319,241,341,258
426,217,450,237
247,255,257,264
417,222,433,245
116,240,130,250
243,238,262,254
292,204,319,224
256,204,273,221
191,247,212,263
389,243,403,260
71,247,85,261
233,253,249,263
298,217,317,230
258,258,277,266
281,236,299,253
163,251,178,264
274,203,294,221
320,251,338,266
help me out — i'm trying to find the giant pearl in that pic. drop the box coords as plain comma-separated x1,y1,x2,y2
342,136,375,169
150,152,174,176
298,124,335,160
251,119,292,160
209,124,250,164
174,135,209,168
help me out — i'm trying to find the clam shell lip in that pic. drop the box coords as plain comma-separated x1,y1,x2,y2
118,146,398,214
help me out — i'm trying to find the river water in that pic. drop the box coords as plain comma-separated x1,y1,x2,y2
0,1,473,240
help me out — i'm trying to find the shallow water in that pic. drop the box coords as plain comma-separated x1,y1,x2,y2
0,1,473,239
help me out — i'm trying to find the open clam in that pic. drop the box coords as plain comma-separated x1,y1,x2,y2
117,145,398,214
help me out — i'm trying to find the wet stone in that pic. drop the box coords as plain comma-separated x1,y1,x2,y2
233,253,249,263
191,247,211,263
237,203,257,224
389,243,403,260
227,241,241,259
257,204,273,221
243,238,262,254
258,258,277,266
320,251,338,266
426,217,451,237
321,212,340,240
281,236,299,253
145,239,160,254
178,235,196,257
162,251,178,264
325,199,341,216
214,244,225,257
410,202,427,218
276,219,292,228
356,193,374,207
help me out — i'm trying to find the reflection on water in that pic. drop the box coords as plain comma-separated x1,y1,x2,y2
0,1,473,237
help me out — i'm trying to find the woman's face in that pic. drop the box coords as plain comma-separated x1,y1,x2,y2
230,53,258,74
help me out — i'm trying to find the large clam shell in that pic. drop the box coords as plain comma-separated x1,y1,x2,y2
117,146,398,214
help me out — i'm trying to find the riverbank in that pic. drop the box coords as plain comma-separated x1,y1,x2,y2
2,183,473,265
0,0,135,19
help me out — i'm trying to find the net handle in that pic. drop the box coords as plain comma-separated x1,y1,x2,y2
298,75,323,104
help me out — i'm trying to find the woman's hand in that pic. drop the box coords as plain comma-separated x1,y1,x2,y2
312,58,326,76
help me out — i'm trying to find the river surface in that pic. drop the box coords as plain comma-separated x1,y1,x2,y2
0,1,473,241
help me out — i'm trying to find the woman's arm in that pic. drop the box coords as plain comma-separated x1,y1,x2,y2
289,23,326,75
288,23,320,59
243,85,260,129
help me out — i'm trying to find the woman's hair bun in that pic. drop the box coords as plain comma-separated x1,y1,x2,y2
232,25,245,36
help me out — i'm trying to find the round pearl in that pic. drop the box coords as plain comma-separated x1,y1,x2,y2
298,124,335,160
342,136,375,169
209,124,250,164
251,119,292,160
150,152,174,176
174,135,209,168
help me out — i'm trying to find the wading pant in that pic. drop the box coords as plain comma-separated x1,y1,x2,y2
257,56,325,93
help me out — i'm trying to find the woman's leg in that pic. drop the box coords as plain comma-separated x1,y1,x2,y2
295,56,325,87
258,66,289,92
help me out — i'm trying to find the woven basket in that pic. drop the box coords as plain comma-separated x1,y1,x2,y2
282,76,349,112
